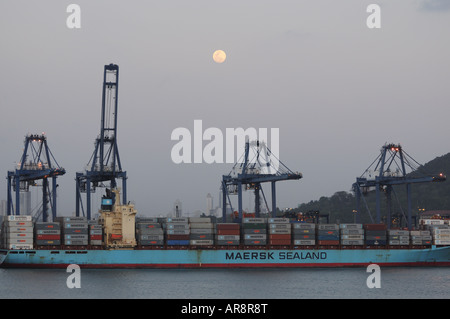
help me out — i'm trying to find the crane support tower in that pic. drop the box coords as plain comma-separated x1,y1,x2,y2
352,143,446,229
75,64,127,220
7,134,66,221
221,140,302,222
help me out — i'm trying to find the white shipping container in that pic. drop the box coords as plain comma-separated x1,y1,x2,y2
189,217,211,223
7,238,33,244
269,229,291,234
7,215,32,221
243,218,267,223
268,218,290,223
434,240,450,245
434,234,450,239
6,244,34,249
190,223,214,229
190,240,214,245
339,224,363,229
6,232,33,239
433,229,450,235
5,221,33,227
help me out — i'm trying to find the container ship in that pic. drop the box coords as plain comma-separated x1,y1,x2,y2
1,190,450,268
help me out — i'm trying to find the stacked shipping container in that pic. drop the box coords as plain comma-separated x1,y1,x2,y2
292,223,315,245
56,216,88,246
364,224,387,245
189,217,214,246
317,224,339,245
242,218,267,245
268,218,291,245
35,222,61,246
215,223,240,245
340,224,364,246
2,215,34,249
165,217,190,245
89,220,103,246
136,217,164,246
388,230,410,245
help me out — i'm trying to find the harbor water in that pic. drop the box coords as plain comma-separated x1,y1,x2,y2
1,267,449,299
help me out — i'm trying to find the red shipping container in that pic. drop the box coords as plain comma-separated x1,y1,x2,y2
364,224,387,230
166,235,190,240
217,229,240,235
90,235,102,240
269,239,291,245
269,234,291,240
216,223,240,230
318,240,340,245
37,235,60,240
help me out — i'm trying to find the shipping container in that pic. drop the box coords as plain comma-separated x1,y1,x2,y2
341,240,364,245
318,224,339,230
242,218,266,223
293,239,315,245
292,223,315,229
216,223,240,230
167,239,190,245
269,239,291,245
268,218,290,223
190,240,214,245
364,224,387,230
244,240,267,245
339,224,363,229
216,235,240,241
318,240,339,245
7,215,32,221
216,240,240,245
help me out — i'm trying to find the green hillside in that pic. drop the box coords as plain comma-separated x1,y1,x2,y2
294,152,450,224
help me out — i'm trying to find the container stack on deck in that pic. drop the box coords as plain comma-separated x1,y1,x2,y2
292,223,315,245
242,218,267,245
215,223,240,245
388,229,410,246
89,220,103,246
136,217,164,246
189,217,214,246
268,218,291,245
317,224,339,245
340,224,364,246
2,216,33,249
421,219,450,246
56,216,88,246
3,215,450,250
364,224,387,246
35,222,61,246
165,217,190,246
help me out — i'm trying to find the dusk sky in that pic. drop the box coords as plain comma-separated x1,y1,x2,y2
1,1,449,218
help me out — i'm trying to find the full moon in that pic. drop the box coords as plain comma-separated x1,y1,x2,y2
213,50,226,63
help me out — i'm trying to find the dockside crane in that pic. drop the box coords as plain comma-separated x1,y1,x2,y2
221,140,302,221
7,134,66,221
75,64,127,220
352,143,446,229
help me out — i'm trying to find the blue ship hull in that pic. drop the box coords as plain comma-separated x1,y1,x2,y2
1,246,450,268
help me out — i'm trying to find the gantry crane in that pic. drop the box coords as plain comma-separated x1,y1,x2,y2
7,134,66,221
75,64,127,220
352,143,446,229
221,140,302,221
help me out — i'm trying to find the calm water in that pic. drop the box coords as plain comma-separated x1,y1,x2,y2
0,267,449,299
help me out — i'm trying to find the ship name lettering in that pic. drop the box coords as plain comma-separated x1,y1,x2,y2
225,252,274,260
278,251,327,260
